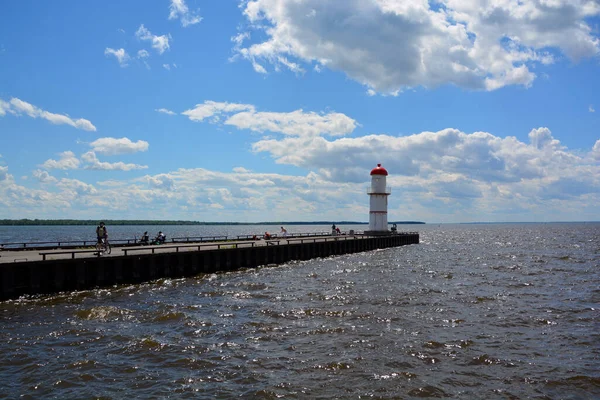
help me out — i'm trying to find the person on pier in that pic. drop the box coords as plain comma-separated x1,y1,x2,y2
140,231,149,245
154,231,166,244
96,222,108,245
280,227,287,237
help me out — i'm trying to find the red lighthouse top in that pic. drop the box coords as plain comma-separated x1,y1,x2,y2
370,163,388,176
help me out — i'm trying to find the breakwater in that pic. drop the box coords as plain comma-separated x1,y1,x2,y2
0,233,419,301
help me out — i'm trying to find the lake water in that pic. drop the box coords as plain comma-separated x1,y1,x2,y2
0,223,598,399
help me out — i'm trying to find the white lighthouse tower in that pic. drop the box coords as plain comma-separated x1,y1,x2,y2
367,163,390,234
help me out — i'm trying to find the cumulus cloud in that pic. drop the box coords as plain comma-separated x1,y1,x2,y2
90,137,149,155
168,0,202,27
81,152,148,171
182,100,357,136
234,0,600,93
104,47,130,67
156,108,176,115
33,169,57,183
136,24,171,54
251,125,598,197
0,97,96,131
1,124,598,221
41,151,81,170
528,127,563,150
590,105,596,113
56,178,97,196
147,173,175,190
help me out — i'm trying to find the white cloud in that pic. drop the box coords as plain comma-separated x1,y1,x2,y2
225,109,357,137
592,140,600,161
33,169,57,183
136,24,171,54
41,151,81,170
590,105,596,113
0,99,11,116
250,125,596,193
182,100,255,122
233,167,251,173
182,100,358,136
104,47,130,67
169,0,202,27
57,178,97,196
156,108,176,115
163,63,171,70
1,124,598,221
137,49,150,59
147,173,175,190
235,0,600,93
0,97,96,131
81,151,148,171
90,137,149,155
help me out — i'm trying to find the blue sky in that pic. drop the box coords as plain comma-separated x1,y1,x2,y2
0,0,599,223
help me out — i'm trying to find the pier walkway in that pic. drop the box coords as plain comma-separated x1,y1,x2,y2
0,235,354,264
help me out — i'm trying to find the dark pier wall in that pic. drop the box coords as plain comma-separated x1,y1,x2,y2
0,234,419,301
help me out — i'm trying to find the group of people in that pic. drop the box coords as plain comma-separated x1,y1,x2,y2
95,222,166,246
262,226,287,240
331,224,341,235
95,222,353,247
139,231,166,245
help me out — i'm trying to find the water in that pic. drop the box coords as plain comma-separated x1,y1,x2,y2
0,223,598,399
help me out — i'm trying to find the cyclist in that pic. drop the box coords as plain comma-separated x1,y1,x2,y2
96,222,108,245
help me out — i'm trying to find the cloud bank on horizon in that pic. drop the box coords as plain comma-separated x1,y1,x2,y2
0,0,599,223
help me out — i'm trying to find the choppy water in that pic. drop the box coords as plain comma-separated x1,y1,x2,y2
0,223,598,399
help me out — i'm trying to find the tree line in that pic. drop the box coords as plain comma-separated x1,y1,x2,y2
0,219,424,226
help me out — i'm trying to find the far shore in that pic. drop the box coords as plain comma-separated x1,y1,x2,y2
0,219,426,226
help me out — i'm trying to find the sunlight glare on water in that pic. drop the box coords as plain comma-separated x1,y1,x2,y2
0,223,599,398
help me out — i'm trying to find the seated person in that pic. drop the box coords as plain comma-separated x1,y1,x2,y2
155,231,166,244
391,223,397,232
263,232,271,240
140,231,149,245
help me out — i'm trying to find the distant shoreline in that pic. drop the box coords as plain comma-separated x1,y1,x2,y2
0,219,426,226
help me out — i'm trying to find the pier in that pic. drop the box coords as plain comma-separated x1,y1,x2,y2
0,233,419,301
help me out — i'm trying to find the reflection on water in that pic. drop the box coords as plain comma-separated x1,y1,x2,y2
1,223,599,398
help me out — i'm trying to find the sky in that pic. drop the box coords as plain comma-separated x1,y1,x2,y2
0,0,599,224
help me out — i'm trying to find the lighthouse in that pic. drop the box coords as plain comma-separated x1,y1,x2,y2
367,163,390,234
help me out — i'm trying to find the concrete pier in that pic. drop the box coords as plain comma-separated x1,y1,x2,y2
0,233,419,301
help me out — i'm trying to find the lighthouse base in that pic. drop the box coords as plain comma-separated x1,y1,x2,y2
364,230,392,236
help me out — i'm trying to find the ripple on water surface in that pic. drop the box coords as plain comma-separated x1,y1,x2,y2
0,223,599,398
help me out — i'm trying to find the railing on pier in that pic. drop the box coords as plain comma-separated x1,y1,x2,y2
0,231,339,251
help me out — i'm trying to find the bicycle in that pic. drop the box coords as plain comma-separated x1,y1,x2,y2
95,238,112,254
